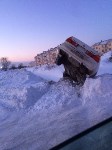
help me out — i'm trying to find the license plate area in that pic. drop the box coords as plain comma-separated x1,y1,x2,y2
70,49,84,59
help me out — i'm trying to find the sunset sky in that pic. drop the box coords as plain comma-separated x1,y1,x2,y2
0,0,112,62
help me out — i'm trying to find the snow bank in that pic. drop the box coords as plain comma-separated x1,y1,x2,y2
32,79,81,111
0,69,50,116
0,52,112,150
98,51,112,75
0,73,112,150
27,64,64,82
0,69,43,87
82,74,112,120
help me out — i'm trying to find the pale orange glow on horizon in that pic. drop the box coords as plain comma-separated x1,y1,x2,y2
0,53,36,62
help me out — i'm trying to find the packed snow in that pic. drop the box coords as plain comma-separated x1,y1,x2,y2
0,52,112,150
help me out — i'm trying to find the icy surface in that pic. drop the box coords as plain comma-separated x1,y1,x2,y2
0,53,112,150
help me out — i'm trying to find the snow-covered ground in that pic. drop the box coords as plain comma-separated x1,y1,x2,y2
0,52,112,150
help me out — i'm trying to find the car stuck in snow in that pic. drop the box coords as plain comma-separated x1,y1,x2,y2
56,36,101,85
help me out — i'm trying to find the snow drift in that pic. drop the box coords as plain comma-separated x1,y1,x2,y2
0,52,112,150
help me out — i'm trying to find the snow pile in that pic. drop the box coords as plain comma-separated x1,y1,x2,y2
27,64,64,82
0,69,50,114
82,74,112,120
98,51,112,75
0,69,43,87
0,52,112,150
32,79,80,111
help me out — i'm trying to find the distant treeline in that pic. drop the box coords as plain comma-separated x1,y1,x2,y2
0,57,27,71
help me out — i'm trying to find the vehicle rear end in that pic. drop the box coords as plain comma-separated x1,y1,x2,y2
58,36,101,77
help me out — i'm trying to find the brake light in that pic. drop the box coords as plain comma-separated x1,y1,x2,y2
66,37,79,47
86,51,100,63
